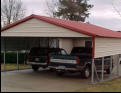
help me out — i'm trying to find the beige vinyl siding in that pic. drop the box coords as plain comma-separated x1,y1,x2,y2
95,37,121,58
1,18,90,37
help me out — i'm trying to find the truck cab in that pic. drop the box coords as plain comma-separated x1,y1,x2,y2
27,47,67,71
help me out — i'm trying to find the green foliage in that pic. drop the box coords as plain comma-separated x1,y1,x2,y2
54,0,93,22
75,78,121,92
1,52,28,64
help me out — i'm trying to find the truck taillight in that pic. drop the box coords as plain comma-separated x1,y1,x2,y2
76,57,80,64
46,56,50,63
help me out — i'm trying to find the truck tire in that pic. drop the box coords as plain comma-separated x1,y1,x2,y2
81,67,90,79
32,65,39,71
56,70,64,76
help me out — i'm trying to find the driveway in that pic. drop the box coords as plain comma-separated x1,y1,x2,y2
1,65,121,92
1,69,91,92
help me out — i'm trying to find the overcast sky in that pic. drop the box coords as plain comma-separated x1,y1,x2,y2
21,0,121,31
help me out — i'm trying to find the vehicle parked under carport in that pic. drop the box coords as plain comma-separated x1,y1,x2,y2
27,47,67,71
1,14,121,83
49,47,113,78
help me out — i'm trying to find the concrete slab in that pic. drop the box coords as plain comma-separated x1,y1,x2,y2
1,65,121,92
1,69,91,92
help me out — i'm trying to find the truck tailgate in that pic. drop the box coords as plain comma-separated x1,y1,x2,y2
50,55,77,64
29,56,48,63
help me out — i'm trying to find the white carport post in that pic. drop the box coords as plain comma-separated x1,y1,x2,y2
17,51,19,70
3,51,6,72
91,59,95,84
110,56,113,76
101,57,104,81
117,54,120,76
91,37,95,84
3,37,6,72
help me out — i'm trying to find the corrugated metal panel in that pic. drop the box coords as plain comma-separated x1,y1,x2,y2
1,14,121,38
95,37,121,58
1,18,89,37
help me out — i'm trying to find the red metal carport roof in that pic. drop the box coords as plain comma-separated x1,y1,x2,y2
1,14,121,38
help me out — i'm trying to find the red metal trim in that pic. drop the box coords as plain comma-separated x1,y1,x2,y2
1,15,34,31
92,37,95,59
1,14,95,37
32,15,95,37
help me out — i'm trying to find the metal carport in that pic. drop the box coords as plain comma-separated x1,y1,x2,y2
1,14,121,83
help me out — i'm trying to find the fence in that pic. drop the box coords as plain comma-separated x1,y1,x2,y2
91,54,121,84
1,51,31,71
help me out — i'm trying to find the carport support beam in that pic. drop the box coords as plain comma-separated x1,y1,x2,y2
3,51,6,72
101,57,104,81
110,56,113,76
91,59,95,84
3,37,6,72
117,54,120,76
17,51,19,70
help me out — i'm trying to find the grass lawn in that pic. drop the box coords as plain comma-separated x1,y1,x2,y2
76,78,121,92
1,64,31,72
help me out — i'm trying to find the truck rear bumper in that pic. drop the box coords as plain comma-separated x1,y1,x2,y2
48,64,84,72
49,66,79,72
27,62,48,66
49,62,85,72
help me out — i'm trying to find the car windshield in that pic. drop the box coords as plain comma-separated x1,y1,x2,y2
29,48,66,56
71,47,92,54
49,50,60,55
49,49,67,55
30,48,48,56
60,49,67,55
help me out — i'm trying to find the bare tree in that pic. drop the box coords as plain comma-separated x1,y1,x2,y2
112,0,121,17
45,0,59,18
1,0,25,25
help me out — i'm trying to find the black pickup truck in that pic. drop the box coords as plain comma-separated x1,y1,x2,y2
49,47,113,78
27,47,67,71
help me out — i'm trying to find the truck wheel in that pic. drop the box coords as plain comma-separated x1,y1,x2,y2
56,71,64,76
81,67,90,79
32,65,39,71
